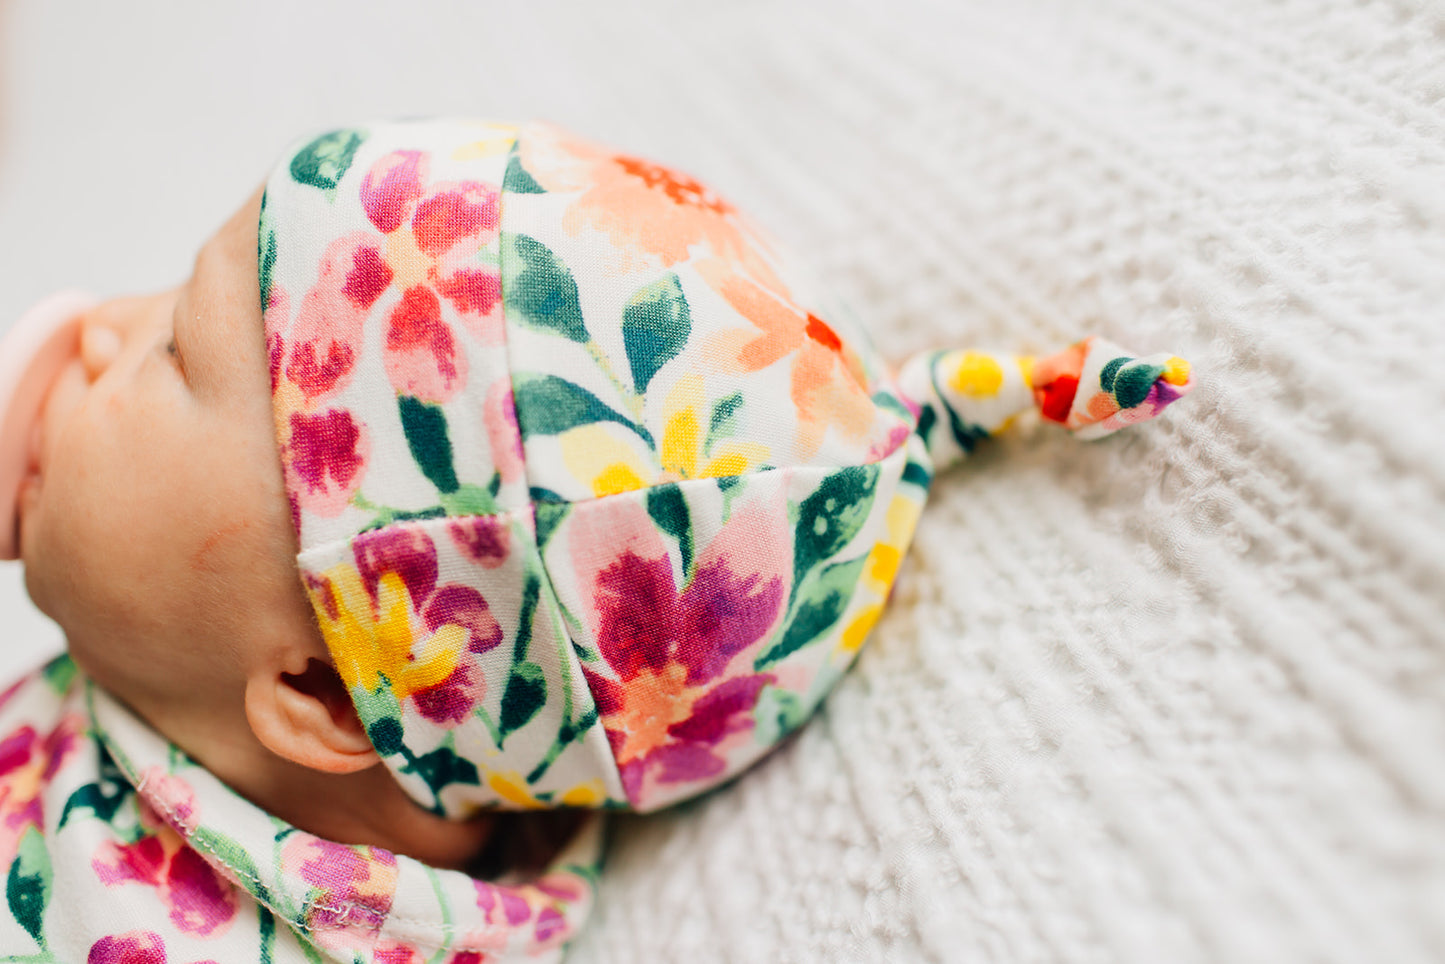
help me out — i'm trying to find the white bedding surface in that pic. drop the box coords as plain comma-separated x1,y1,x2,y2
2,1,1441,960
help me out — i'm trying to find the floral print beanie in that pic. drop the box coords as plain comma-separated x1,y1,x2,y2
259,119,1194,819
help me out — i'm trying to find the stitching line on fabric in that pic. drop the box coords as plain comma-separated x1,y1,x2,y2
86,681,573,953
493,129,630,804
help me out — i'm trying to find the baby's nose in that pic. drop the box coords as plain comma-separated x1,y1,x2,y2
79,320,122,381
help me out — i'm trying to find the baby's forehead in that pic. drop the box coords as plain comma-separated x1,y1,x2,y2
198,187,264,278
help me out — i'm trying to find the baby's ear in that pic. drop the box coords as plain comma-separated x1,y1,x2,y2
244,655,379,774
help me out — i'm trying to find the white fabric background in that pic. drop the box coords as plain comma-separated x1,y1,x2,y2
2,1,1442,961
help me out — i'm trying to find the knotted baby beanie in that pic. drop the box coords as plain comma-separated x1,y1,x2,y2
259,119,1193,818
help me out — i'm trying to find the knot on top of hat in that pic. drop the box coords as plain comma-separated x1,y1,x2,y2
897,335,1195,471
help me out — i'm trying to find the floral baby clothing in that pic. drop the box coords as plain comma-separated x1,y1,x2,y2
0,656,599,962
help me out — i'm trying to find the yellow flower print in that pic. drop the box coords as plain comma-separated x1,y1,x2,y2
450,122,521,161
309,562,460,699
947,351,1005,398
483,767,607,809
838,492,923,655
659,375,769,480
560,374,770,498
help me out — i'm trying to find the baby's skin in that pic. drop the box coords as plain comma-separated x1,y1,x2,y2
18,188,493,870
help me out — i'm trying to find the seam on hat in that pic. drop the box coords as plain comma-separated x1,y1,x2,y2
495,124,630,808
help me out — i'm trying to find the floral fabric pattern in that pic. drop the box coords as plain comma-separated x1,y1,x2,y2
260,118,1192,821
0,660,601,962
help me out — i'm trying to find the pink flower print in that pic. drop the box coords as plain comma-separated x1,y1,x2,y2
573,499,787,807
136,767,201,835
358,151,504,397
88,931,167,964
92,821,238,938
284,234,392,402
361,152,426,232
282,834,398,935
372,944,422,964
535,906,566,944
267,231,393,521
0,713,81,867
475,880,534,927
384,285,469,404
483,379,525,486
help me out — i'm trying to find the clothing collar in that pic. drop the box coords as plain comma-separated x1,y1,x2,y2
85,679,601,961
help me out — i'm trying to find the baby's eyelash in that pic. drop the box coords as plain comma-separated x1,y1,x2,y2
164,332,188,383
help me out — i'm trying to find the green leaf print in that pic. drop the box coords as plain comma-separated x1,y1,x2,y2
258,225,278,311
706,392,744,452
1100,355,1163,409
534,502,571,549
646,483,693,578
502,233,588,342
500,661,547,737
503,148,546,194
191,826,270,906
757,553,869,668
6,827,51,947
439,482,500,517
621,273,692,394
401,746,481,802
288,129,366,190
751,685,809,746
399,396,460,494
792,465,879,582
59,743,132,830
512,374,655,447
39,655,75,696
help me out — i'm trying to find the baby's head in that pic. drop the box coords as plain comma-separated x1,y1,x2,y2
15,189,329,764
4,119,1192,851
7,119,927,836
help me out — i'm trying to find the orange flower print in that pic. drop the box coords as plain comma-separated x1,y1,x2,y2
698,258,877,459
520,124,786,290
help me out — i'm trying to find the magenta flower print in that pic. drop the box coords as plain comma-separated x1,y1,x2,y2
284,409,371,519
282,834,398,934
88,931,167,964
572,498,788,807
355,525,440,610
0,714,81,867
448,515,512,568
92,819,238,938
372,945,422,964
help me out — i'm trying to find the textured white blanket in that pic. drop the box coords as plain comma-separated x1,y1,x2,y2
1,1,1441,961
559,3,1445,961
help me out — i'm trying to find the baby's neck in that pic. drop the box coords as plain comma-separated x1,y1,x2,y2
180,714,494,871
238,760,496,871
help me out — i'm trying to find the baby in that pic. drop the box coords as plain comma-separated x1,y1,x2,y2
0,119,1192,962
